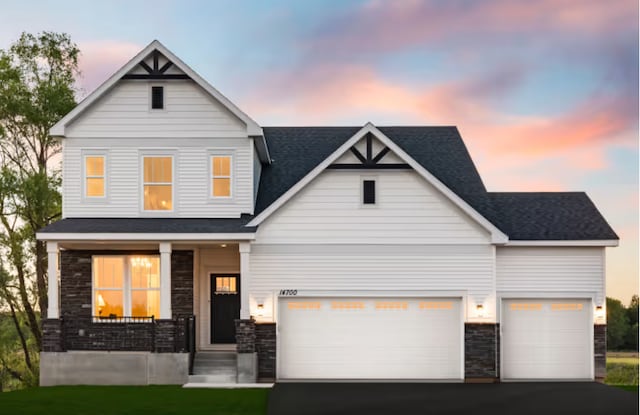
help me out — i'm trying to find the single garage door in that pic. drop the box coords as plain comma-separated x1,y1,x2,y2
501,298,592,380
278,297,463,380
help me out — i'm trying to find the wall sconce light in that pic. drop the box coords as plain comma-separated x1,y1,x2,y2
476,304,485,318
257,303,264,317
595,305,605,318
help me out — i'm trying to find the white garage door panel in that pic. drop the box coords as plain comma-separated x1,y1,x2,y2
279,297,462,380
502,299,592,380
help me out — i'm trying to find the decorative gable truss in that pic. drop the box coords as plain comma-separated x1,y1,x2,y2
328,133,410,170
122,50,190,80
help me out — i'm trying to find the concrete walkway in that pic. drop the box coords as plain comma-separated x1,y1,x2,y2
268,382,638,415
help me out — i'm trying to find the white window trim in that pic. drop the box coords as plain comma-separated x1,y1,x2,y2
149,83,167,112
81,150,108,203
360,175,378,208
92,255,161,322
139,151,176,214
208,151,235,202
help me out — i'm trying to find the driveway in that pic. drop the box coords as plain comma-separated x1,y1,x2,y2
267,382,638,415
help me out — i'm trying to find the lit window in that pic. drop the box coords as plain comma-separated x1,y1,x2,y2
143,156,172,210
211,156,231,197
215,276,237,294
93,256,160,319
85,156,105,197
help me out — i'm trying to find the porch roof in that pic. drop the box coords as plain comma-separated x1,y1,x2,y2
37,216,256,234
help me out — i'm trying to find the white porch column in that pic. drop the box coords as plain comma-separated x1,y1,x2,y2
239,242,251,319
46,241,59,319
159,242,172,319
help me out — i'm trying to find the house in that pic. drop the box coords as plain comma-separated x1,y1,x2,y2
37,40,618,386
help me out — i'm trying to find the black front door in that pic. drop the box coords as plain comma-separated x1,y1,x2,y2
211,274,240,343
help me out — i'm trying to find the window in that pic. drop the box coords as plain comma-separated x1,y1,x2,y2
143,156,172,210
85,155,105,197
363,180,376,204
215,276,237,293
211,155,232,198
93,256,160,319
151,86,164,109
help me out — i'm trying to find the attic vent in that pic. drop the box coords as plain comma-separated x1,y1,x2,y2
363,180,376,204
151,86,164,109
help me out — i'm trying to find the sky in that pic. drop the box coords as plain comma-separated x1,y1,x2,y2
0,0,637,303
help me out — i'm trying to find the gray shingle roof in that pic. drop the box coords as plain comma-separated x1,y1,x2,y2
486,192,618,240
39,216,256,233
39,126,617,241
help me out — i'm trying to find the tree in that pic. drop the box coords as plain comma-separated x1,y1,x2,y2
606,297,630,350
625,295,639,351
0,31,78,387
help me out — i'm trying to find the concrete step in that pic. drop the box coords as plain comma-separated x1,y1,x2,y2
193,367,237,376
188,374,237,384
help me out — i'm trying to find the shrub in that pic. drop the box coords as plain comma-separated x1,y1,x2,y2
605,362,639,385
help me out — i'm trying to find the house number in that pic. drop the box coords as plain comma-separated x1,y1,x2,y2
279,289,298,296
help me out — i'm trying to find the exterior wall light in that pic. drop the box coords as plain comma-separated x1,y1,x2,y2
476,304,485,318
595,305,605,319
257,303,264,317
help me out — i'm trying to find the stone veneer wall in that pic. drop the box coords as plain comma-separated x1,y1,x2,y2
464,323,498,380
594,325,606,380
41,250,193,352
235,319,256,353
256,323,276,380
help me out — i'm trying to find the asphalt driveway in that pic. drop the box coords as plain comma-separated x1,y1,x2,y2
267,382,638,415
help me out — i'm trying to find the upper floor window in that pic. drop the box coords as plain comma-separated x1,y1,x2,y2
85,155,105,198
151,86,164,109
211,155,232,198
143,156,173,210
363,179,376,204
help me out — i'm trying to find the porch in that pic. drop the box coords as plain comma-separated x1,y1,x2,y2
40,238,271,385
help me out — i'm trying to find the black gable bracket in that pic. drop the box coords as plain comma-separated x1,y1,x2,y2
121,49,190,80
329,133,408,169
327,163,410,170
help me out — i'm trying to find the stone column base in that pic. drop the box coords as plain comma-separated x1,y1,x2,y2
237,352,258,383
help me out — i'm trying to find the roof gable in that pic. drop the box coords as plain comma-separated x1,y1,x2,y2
50,40,263,137
249,123,508,243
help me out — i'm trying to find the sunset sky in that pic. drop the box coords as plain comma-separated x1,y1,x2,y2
1,0,637,302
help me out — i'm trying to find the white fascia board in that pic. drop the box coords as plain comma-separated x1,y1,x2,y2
50,40,262,137
35,232,256,242
247,122,509,244
505,240,619,247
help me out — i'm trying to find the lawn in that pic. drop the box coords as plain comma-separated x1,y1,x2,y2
0,386,269,415
606,352,639,388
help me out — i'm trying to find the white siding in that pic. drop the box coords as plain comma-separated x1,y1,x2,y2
66,80,246,138
255,170,491,244
249,244,494,322
496,247,605,304
62,137,253,218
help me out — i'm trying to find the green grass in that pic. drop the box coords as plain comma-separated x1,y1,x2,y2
0,386,269,415
614,385,639,393
607,357,639,365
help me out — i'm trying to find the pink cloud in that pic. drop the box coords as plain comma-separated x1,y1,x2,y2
76,40,142,98
309,0,637,55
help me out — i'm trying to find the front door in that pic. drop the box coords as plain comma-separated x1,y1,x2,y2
210,274,240,343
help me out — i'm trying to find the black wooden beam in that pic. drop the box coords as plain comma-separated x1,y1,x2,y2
159,61,173,74
122,74,191,80
366,133,373,162
139,61,153,74
350,147,367,164
153,50,159,72
372,147,391,163
327,163,410,169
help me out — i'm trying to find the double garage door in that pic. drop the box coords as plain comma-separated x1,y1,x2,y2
278,296,592,380
501,298,592,380
278,297,463,380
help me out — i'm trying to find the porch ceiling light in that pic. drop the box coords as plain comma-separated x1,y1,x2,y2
220,243,227,248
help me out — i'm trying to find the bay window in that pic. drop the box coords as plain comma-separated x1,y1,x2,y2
93,256,160,320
